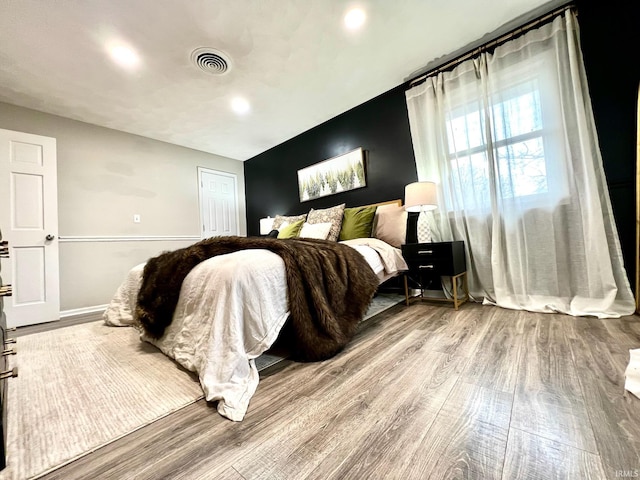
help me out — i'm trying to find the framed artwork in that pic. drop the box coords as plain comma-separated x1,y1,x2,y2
298,147,366,202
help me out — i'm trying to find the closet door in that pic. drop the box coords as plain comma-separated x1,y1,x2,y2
198,168,238,239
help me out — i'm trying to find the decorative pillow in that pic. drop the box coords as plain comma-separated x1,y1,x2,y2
307,204,345,242
272,213,307,231
372,203,407,248
339,205,377,241
277,219,305,239
299,221,332,240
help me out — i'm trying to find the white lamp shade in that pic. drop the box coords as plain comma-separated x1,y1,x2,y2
259,216,275,235
404,181,437,212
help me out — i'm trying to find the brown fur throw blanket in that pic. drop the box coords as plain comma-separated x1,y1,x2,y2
136,236,379,361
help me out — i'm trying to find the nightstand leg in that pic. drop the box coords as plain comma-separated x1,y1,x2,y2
463,272,469,299
404,274,410,306
453,274,459,310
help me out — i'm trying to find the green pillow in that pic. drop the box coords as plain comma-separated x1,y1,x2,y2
339,206,377,241
277,219,305,239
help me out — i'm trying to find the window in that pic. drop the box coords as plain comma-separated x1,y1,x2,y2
444,57,567,211
405,10,635,316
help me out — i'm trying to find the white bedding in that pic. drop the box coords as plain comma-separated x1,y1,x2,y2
104,240,406,421
341,237,407,282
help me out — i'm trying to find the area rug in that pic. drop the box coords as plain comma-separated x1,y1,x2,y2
0,322,204,480
2,293,406,479
362,292,405,319
255,292,405,370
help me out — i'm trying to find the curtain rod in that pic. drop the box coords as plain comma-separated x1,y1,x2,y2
408,3,576,88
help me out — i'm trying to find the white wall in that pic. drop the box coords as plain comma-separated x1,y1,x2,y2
0,102,246,311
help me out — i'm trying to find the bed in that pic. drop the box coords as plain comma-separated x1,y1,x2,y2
103,201,408,421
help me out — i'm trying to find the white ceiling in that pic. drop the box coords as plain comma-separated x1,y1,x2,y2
0,0,551,161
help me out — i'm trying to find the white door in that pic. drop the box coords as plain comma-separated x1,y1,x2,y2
198,168,238,238
0,129,59,327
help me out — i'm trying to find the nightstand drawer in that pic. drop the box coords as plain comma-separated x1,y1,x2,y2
402,241,466,276
402,242,455,261
405,258,451,275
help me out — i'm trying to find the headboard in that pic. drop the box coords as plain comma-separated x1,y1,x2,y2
363,199,402,208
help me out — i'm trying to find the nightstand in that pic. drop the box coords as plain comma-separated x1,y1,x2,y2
401,241,469,309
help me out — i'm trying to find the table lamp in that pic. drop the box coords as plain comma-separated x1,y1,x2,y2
404,181,437,243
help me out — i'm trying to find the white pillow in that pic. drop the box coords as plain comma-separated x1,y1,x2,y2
298,222,332,240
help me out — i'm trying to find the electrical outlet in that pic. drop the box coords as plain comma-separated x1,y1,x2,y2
133,214,141,223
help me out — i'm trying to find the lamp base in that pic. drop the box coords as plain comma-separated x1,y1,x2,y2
416,210,432,243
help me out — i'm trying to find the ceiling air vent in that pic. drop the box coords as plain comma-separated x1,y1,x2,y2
190,48,231,75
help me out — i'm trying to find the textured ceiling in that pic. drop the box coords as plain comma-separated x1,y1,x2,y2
0,0,551,161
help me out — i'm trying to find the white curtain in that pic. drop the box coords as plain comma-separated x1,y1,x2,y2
405,9,635,318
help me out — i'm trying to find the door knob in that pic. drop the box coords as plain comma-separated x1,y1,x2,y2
46,234,55,241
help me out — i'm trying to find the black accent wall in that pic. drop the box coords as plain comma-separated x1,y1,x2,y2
244,84,418,223
577,0,639,290
244,0,639,289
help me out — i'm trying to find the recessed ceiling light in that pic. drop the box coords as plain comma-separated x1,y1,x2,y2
231,97,250,115
344,8,366,30
108,44,140,69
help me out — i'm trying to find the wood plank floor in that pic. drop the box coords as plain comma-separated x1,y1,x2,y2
33,303,640,480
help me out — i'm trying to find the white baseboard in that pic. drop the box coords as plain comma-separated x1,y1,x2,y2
60,304,108,319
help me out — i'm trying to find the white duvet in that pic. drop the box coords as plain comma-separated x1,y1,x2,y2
103,240,406,421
